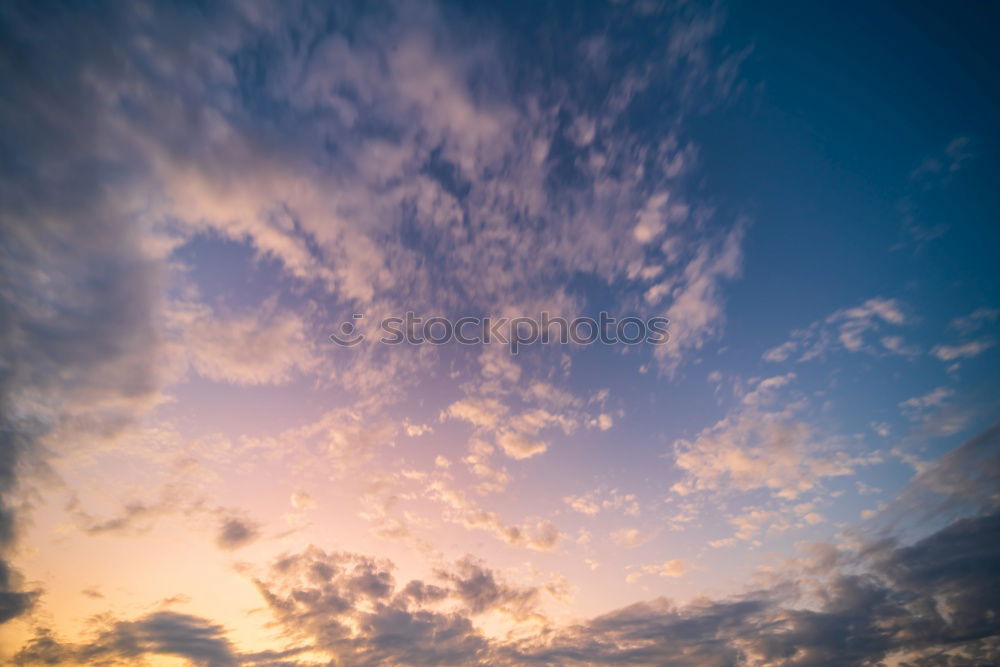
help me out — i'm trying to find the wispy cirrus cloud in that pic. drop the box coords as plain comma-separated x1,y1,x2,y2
763,297,911,363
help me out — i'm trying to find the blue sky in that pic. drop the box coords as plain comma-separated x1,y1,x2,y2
1,1,999,664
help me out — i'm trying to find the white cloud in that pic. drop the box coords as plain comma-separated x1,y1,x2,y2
443,398,508,429
899,387,954,411
648,559,687,578
405,422,434,437
427,481,561,551
168,299,317,386
657,223,745,371
564,489,640,517
932,339,994,362
633,192,672,243
566,114,597,147
290,491,317,511
871,422,891,438
880,335,919,357
763,340,797,363
497,432,548,460
832,298,906,351
740,373,796,407
611,527,654,548
671,386,873,500
589,413,614,431
764,297,909,363
564,496,600,516
949,307,999,334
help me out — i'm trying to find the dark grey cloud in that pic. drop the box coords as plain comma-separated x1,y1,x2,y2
66,480,267,550
435,555,540,617
0,560,35,624
893,419,1000,522
216,517,261,551
505,512,1000,666
13,612,239,666
252,548,497,666
0,1,172,622
91,612,239,666
73,499,164,538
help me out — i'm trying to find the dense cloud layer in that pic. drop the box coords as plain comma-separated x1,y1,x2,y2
0,0,172,623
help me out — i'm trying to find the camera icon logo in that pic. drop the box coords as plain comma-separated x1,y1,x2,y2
329,314,365,347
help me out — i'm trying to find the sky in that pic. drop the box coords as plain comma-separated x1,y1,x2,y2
1,1,999,665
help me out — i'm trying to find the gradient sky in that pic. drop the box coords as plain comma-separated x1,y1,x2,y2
2,1,999,665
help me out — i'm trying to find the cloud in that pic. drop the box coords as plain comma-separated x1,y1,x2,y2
168,299,318,386
443,398,508,429
949,307,999,335
899,136,976,246
657,222,746,372
932,339,994,362
497,432,548,460
0,0,176,611
880,335,919,357
565,495,601,516
642,559,688,579
740,372,796,407
0,561,36,624
215,517,261,551
764,297,909,363
633,191,683,243
290,491,316,511
443,385,589,462
13,612,241,667
611,527,654,548
462,440,512,494
86,0,738,330
910,136,975,181
507,511,1000,665
72,498,169,538
762,340,798,363
434,556,540,618
564,489,640,517
670,415,857,499
250,548,513,665
899,386,954,412
404,422,434,437
426,481,562,551
590,413,614,431
889,420,1000,523
242,407,398,475
63,462,211,538
670,375,871,501
895,386,978,437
